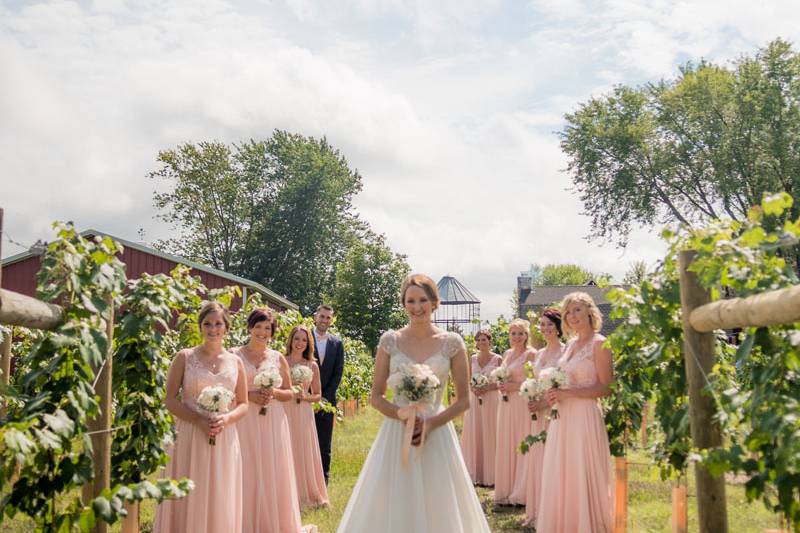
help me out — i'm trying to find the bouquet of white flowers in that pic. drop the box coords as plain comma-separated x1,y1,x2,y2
537,366,569,419
470,373,490,405
253,366,282,415
197,385,235,445
387,363,442,467
519,377,547,420
387,363,442,404
490,366,512,402
290,364,314,404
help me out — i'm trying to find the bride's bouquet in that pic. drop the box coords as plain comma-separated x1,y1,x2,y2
387,363,442,404
537,367,569,419
470,373,490,405
387,363,442,468
254,366,282,415
519,377,547,420
290,365,313,404
197,385,235,445
490,366,512,402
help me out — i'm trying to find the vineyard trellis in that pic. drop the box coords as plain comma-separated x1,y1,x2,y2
606,192,800,533
0,214,374,532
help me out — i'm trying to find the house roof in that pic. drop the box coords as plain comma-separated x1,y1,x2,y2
437,275,480,304
521,284,622,307
1,228,298,311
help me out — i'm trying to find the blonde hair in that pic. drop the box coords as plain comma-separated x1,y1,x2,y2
561,291,603,336
508,318,532,347
400,273,440,311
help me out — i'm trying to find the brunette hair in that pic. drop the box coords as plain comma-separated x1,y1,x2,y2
197,302,230,330
561,292,603,336
541,307,563,338
285,325,316,361
247,307,278,336
400,273,440,311
475,329,492,342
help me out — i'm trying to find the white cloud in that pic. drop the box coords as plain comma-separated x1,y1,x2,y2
2,0,799,320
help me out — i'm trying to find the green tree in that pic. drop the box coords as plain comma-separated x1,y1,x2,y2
536,263,609,285
560,39,800,255
622,260,648,285
149,131,365,313
329,233,410,352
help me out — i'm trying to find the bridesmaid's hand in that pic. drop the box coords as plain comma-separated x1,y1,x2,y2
545,388,567,405
498,382,513,394
208,413,227,436
248,389,273,405
527,399,538,413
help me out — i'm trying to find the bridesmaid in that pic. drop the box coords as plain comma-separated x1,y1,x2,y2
522,308,565,527
283,325,330,509
537,292,613,533
233,308,316,533
494,318,536,506
460,329,503,486
154,302,249,533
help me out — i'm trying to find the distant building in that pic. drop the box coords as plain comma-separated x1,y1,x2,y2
433,275,480,334
516,273,624,336
1,228,297,312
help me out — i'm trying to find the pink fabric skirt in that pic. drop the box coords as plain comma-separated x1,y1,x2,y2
153,417,243,533
284,400,329,509
460,389,500,486
536,397,612,533
493,390,529,505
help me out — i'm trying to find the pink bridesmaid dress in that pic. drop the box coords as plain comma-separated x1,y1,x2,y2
236,348,311,533
460,353,503,486
522,345,563,527
493,350,531,505
284,361,329,509
153,350,243,533
536,336,612,533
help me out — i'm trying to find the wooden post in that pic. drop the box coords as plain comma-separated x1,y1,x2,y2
678,251,728,533
1,329,10,386
640,402,649,448
613,456,628,533
120,501,139,533
672,477,688,533
0,289,66,330
84,294,114,533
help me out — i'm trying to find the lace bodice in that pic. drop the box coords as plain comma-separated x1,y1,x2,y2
379,329,466,412
533,344,564,376
235,348,282,389
501,349,530,383
558,336,604,388
471,353,503,376
182,349,239,414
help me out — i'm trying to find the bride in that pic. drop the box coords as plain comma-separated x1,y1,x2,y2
337,274,490,533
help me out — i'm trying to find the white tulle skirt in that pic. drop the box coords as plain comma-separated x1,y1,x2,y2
337,416,490,533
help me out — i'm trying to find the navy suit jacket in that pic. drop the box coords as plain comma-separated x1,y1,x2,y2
313,331,345,405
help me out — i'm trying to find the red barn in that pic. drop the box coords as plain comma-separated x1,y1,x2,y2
1,228,297,312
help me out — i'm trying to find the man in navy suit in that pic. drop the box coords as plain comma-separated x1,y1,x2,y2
312,304,345,484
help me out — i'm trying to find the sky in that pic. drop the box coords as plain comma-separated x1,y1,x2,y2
2,0,800,319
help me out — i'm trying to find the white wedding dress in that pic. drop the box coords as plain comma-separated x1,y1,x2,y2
337,330,491,533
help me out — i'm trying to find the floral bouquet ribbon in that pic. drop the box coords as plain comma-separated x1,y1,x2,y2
387,362,441,468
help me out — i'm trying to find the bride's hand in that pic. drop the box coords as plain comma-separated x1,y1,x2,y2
411,416,425,446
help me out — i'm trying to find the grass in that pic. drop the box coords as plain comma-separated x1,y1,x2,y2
2,407,787,532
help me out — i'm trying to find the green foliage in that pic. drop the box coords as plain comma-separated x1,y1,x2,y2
0,223,190,531
606,192,800,526
111,266,204,485
561,39,800,256
337,338,374,403
150,132,366,314
329,233,410,352
537,263,609,285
